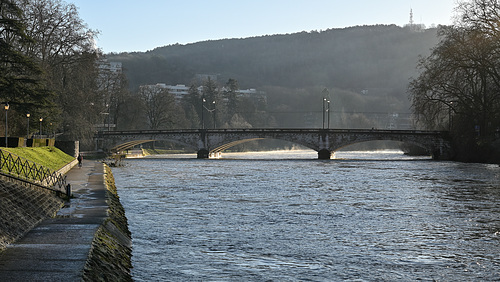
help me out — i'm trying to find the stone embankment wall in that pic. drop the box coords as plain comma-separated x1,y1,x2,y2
0,180,64,251
82,165,133,281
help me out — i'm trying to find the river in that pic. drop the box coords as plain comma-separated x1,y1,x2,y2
111,150,500,281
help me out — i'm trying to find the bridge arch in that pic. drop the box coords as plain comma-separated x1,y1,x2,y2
209,137,321,156
328,132,450,159
110,140,155,153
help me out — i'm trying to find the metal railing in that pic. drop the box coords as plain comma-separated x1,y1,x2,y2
0,149,67,193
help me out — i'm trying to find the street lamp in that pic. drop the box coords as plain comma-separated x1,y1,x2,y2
322,98,326,129
106,103,110,131
201,97,206,129
327,100,331,129
448,101,453,131
26,113,30,139
4,102,9,147
39,117,43,138
322,88,329,129
212,100,216,129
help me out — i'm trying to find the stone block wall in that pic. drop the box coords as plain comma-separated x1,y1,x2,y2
55,140,79,158
0,180,64,251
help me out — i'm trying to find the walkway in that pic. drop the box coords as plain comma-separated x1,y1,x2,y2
0,161,106,281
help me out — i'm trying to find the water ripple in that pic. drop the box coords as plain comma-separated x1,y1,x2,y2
112,151,500,281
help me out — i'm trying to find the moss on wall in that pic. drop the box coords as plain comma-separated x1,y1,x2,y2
82,165,132,281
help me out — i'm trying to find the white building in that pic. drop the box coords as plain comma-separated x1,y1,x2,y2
140,83,266,102
98,59,122,74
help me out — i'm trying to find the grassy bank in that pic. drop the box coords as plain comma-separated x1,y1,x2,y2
2,147,75,171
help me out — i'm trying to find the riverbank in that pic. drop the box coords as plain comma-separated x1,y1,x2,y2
0,161,132,280
81,164,132,281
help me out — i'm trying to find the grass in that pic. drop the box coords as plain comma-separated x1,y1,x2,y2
2,147,75,171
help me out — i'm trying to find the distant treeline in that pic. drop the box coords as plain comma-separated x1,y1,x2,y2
110,25,438,91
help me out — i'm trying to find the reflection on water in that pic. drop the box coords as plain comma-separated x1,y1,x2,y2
112,150,500,281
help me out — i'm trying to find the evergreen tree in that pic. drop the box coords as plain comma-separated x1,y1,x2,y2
224,78,239,126
0,0,52,122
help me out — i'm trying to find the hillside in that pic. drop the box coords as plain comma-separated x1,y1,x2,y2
109,25,437,90
108,25,439,129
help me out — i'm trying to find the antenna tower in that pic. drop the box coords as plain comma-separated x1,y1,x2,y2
409,8,414,26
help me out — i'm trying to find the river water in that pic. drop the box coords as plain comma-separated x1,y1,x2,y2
111,150,500,281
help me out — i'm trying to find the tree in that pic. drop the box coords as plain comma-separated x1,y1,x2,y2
18,0,97,66
58,51,101,147
139,85,177,130
181,83,201,128
224,78,239,124
16,0,100,146
458,0,500,36
97,60,130,130
409,0,500,161
0,0,52,131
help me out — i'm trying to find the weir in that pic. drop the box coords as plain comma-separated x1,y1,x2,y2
96,128,453,160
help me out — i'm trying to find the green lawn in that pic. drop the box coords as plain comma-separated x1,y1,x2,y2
2,147,75,171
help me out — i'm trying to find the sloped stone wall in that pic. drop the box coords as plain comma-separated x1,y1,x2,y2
82,165,132,281
0,181,64,251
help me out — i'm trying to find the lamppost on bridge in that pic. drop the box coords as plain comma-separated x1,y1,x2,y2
322,88,329,129
212,100,216,129
26,113,30,140
327,99,331,129
4,102,9,147
201,97,206,129
322,98,326,129
201,98,216,129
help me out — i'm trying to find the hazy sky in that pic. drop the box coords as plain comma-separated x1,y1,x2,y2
69,0,458,53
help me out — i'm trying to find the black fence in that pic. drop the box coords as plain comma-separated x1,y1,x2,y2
0,149,67,194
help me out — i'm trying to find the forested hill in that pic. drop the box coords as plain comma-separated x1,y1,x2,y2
108,25,438,94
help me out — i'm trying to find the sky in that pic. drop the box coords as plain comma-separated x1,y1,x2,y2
69,0,458,53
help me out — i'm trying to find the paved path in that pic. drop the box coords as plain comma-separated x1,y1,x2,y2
0,161,106,281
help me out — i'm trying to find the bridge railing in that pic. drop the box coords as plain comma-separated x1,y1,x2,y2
97,128,449,136
0,149,67,194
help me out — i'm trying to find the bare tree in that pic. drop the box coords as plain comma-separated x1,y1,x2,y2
139,85,177,130
458,0,500,36
410,25,500,133
18,0,97,66
12,0,101,147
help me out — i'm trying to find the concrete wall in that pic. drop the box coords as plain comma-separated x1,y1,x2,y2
55,140,79,158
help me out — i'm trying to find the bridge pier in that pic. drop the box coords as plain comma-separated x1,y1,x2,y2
318,149,333,160
197,149,209,159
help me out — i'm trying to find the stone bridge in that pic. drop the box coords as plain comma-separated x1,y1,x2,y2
96,128,452,160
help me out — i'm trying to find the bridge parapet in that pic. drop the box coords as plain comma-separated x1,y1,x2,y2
96,129,452,160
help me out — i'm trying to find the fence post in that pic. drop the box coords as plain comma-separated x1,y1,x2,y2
65,183,71,198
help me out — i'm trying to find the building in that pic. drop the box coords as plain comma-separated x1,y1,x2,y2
139,83,266,103
98,59,122,74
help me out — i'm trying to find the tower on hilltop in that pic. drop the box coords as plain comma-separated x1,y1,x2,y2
405,8,425,32
409,8,414,27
